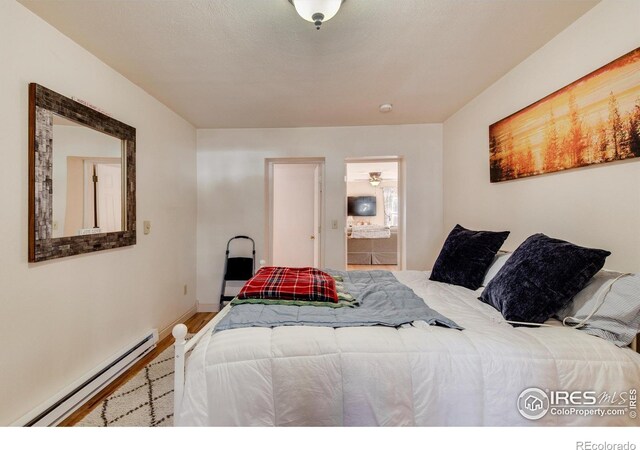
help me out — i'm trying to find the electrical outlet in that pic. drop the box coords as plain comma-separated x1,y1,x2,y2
143,220,151,235
183,284,187,295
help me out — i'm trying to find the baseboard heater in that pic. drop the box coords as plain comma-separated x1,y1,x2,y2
13,329,158,427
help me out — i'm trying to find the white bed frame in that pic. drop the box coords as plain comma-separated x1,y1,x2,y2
171,324,189,420
172,311,222,420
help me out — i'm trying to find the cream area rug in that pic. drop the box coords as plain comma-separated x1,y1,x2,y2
76,335,193,427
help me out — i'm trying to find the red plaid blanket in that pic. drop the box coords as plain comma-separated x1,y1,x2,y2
237,267,338,303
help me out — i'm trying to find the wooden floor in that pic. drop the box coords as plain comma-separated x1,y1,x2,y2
347,264,398,271
59,312,216,427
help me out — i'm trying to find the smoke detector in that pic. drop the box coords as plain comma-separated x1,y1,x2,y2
379,103,393,113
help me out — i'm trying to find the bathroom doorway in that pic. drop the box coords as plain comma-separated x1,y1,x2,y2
345,157,403,271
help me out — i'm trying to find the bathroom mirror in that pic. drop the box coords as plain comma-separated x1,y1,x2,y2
29,83,136,262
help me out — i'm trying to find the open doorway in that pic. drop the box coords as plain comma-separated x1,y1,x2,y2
265,158,324,268
345,158,402,271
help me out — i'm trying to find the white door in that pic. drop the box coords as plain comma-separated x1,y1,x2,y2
96,163,122,233
83,160,122,232
271,163,321,267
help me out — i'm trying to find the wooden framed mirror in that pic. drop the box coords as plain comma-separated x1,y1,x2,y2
28,83,136,262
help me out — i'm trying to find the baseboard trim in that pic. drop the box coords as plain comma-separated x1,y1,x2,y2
12,330,158,427
159,305,198,341
197,302,219,313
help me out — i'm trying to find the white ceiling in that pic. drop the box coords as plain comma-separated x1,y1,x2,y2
53,115,82,127
19,0,599,129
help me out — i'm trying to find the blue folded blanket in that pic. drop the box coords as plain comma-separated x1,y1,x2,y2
214,270,461,332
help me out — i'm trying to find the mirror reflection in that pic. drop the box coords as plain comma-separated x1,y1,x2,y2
51,114,124,238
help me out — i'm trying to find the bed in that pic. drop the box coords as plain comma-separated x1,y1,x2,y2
172,269,640,426
347,227,398,265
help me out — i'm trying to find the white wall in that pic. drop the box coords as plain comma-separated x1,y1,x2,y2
197,124,443,309
0,1,197,425
443,0,640,272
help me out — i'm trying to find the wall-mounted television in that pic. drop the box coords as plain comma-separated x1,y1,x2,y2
348,196,376,216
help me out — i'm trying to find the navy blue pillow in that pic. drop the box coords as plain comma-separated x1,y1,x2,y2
430,224,510,290
479,234,611,324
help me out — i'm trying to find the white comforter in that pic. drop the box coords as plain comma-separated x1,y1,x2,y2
178,271,640,426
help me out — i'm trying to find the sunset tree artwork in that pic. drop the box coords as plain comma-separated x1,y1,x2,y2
489,47,640,182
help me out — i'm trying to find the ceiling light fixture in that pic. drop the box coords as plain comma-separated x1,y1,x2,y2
289,0,344,30
369,172,382,187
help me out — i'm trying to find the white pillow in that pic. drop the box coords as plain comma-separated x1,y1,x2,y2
556,270,640,347
482,251,511,287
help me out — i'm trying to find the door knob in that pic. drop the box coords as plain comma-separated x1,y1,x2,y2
310,235,315,240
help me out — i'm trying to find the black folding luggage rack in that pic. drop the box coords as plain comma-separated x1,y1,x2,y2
219,236,255,310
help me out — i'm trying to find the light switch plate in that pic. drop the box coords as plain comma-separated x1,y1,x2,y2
143,220,151,235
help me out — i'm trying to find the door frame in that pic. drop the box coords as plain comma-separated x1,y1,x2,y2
265,157,326,268
344,156,406,270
